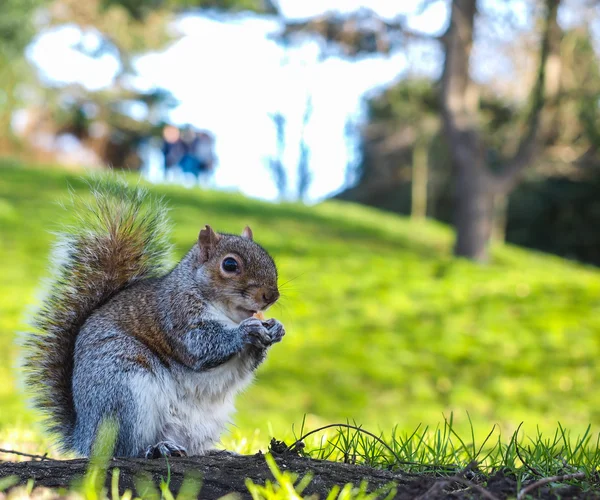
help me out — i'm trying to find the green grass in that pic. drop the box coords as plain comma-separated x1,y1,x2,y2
2,419,600,499
1,160,600,456
287,416,600,478
244,454,397,500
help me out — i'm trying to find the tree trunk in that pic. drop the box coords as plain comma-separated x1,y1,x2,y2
411,139,429,220
453,167,493,261
491,193,508,243
441,0,487,260
441,0,561,262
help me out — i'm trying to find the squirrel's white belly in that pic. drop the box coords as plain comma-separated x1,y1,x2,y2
132,358,255,455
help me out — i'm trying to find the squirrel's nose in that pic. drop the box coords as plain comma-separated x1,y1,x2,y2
262,289,280,305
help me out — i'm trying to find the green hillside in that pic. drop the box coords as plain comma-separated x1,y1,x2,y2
1,161,599,456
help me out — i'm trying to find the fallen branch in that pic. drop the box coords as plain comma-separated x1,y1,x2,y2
415,461,500,500
0,449,52,462
517,472,586,500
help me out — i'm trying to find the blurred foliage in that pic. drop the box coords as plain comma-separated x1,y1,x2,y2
367,80,439,122
47,0,172,67
0,0,174,163
101,0,277,20
1,0,271,166
0,0,47,152
1,163,600,455
507,175,600,265
8,0,196,168
340,25,600,266
0,0,46,57
45,0,275,62
275,8,406,58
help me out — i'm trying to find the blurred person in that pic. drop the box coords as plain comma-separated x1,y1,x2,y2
195,131,216,186
161,124,185,181
179,125,202,187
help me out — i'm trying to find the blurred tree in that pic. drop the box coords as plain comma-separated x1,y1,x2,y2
266,95,314,202
5,0,274,166
296,95,313,202
267,112,288,200
275,7,409,58
342,117,361,189
505,23,600,265
46,0,172,72
0,0,44,56
337,80,445,220
339,17,600,266
411,136,429,221
441,0,561,262
0,0,46,151
101,0,277,20
278,1,565,262
31,0,177,166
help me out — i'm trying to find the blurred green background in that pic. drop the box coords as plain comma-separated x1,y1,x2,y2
1,161,599,455
1,0,600,459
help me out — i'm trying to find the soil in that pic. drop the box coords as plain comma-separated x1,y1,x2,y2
0,451,599,499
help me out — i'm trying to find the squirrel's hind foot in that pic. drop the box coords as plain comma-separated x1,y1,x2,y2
145,441,188,459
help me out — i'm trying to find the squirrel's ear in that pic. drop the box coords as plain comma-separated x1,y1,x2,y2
241,226,253,240
198,225,221,263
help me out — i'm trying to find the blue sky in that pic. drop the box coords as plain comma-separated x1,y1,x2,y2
26,1,449,202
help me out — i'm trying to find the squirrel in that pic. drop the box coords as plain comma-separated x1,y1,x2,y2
24,179,285,458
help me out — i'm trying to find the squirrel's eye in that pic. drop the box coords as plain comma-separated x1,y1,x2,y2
222,257,239,273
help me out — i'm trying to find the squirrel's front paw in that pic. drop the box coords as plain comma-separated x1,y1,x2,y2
240,317,271,348
263,318,285,344
241,317,285,348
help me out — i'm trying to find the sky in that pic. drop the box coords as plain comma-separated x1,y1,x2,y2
26,0,449,202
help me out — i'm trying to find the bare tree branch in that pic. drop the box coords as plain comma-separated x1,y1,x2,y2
497,0,562,192
517,472,586,500
271,9,442,57
0,448,53,461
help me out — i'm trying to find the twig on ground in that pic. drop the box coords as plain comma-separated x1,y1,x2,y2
287,423,418,466
415,461,499,500
439,476,500,500
0,448,52,461
516,472,586,500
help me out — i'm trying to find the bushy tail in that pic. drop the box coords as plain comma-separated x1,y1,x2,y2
24,178,171,451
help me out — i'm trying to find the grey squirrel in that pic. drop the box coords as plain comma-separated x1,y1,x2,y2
24,179,285,458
